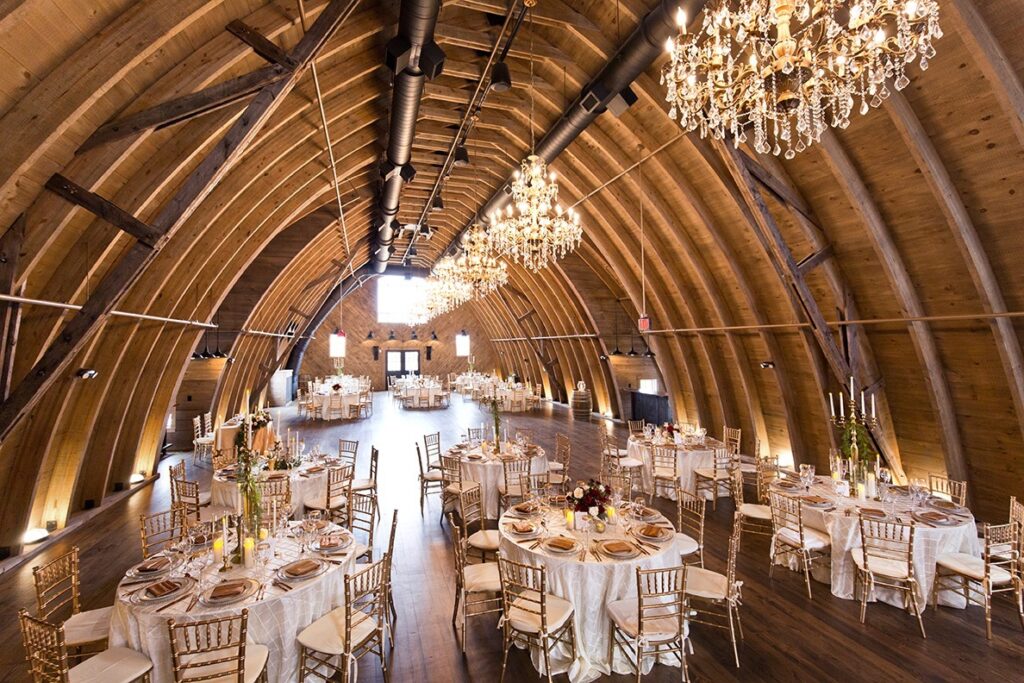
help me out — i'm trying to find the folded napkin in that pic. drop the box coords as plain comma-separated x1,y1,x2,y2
210,580,248,600
916,511,948,523
801,495,829,505
267,471,288,480
146,580,180,599
860,508,886,518
635,506,658,519
191,534,210,545
510,521,535,534
929,499,959,511
305,465,325,473
284,559,320,577
513,502,538,514
639,524,667,539
547,537,575,551
137,557,170,573
603,540,632,554
318,534,345,549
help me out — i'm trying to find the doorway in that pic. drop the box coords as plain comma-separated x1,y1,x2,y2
385,349,420,384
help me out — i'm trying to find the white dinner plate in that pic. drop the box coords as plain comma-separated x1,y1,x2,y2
598,540,640,559
276,559,328,583
200,578,260,606
542,537,580,555
132,576,194,605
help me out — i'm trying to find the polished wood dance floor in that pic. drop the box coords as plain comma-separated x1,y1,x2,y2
1,394,1021,682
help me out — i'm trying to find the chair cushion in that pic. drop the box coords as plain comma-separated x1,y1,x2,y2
444,482,478,495
198,491,212,507
547,473,567,486
63,606,112,647
351,478,375,491
618,458,644,469
199,505,237,523
497,483,525,496
776,526,830,551
675,533,700,558
463,562,501,593
607,598,682,641
851,551,910,580
738,463,757,473
194,437,214,445
298,607,377,656
507,591,573,634
693,468,730,480
68,646,152,683
936,552,1013,584
547,461,564,472
303,495,347,511
421,469,443,482
685,566,729,601
654,466,677,479
739,503,772,520
467,530,500,552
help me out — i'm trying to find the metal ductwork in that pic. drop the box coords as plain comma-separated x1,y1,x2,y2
448,0,706,253
372,0,445,274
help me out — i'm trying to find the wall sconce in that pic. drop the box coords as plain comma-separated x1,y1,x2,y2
411,329,418,340
129,472,145,485
431,330,438,340
22,527,49,544
366,331,374,340
75,368,98,379
760,361,775,369
388,330,396,341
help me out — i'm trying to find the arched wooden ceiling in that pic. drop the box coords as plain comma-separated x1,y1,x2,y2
0,0,1021,557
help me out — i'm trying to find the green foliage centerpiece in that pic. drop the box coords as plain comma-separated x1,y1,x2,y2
488,396,502,455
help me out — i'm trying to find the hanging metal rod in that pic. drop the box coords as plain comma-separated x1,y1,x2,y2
643,310,1024,335
491,333,598,342
241,328,316,340
0,293,215,328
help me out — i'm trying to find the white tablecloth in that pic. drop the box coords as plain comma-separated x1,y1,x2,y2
109,530,357,682
309,391,361,420
499,510,683,683
454,445,548,519
210,466,327,519
627,437,724,500
772,478,981,609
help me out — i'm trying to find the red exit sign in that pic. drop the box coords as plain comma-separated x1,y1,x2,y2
637,315,651,331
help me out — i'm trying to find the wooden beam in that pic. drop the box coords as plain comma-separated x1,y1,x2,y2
44,174,161,247
946,0,1024,149
884,88,1024,449
226,20,298,70
0,0,362,443
742,152,816,221
78,65,289,152
797,244,834,276
819,129,970,493
288,305,312,319
0,215,25,400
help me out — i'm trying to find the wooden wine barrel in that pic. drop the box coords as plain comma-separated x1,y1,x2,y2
571,390,592,421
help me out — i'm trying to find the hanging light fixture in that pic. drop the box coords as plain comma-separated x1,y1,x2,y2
328,274,346,372
661,1,942,158
454,225,508,298
490,6,582,272
489,61,512,91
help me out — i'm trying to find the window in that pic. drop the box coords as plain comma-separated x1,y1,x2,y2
455,333,471,357
377,275,428,324
638,378,659,395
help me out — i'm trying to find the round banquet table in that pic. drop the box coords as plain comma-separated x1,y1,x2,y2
109,526,359,682
215,420,276,452
210,465,328,519
626,436,727,501
308,391,361,420
771,477,981,609
399,384,443,406
452,443,547,519
499,508,683,683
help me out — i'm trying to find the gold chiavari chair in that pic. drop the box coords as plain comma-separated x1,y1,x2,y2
607,565,689,681
730,469,772,549
258,476,291,520
415,443,444,513
349,491,378,563
352,446,379,498
508,390,526,412
304,464,354,525
359,390,373,417
685,532,745,668
31,547,111,656
424,432,443,469
606,469,634,501
448,513,503,654
139,508,187,559
301,390,317,420
191,416,213,466
768,492,831,599
297,556,389,683
854,515,925,638
755,453,780,503
459,484,499,562
627,419,646,436
598,428,627,458
440,453,479,521
694,447,735,511
498,557,577,683
928,473,967,507
737,437,761,490
167,609,268,682
337,439,359,468
498,457,532,511
514,428,534,445
326,393,345,420
173,478,230,523
934,521,1024,639
169,460,186,485
652,445,680,499
202,412,212,438
383,509,399,644
1010,495,1023,529
418,388,431,409
346,403,362,420
723,426,741,455
546,434,571,491
18,609,153,683
296,389,309,419
465,427,483,443
675,487,706,567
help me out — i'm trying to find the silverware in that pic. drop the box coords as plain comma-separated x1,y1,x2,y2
185,593,200,612
156,592,193,613
273,580,293,592
633,542,650,556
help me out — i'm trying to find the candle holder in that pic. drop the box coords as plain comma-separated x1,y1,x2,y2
828,376,882,492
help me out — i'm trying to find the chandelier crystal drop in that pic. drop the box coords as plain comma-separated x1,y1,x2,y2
661,0,942,158
489,154,582,272
455,225,508,298
423,256,472,319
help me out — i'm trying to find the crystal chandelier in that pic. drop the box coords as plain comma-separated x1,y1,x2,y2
488,6,583,272
455,225,508,298
661,0,942,157
490,155,582,272
423,256,472,318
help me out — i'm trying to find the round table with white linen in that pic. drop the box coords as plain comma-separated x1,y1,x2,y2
498,507,683,683
627,436,726,501
451,443,548,519
399,384,443,407
309,391,361,420
210,465,328,519
109,525,359,682
771,477,981,609
215,419,276,452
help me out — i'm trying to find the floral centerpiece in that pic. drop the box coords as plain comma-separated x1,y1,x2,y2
488,396,502,453
663,422,675,437
566,480,611,519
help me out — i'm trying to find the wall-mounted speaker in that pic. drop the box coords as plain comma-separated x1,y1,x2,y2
426,346,432,361
372,346,380,361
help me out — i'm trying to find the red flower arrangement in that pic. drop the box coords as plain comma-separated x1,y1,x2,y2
566,479,611,518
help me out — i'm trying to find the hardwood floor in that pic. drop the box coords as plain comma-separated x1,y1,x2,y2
2,393,1022,682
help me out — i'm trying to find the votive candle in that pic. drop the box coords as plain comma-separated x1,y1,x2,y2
243,537,256,569
212,538,224,565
